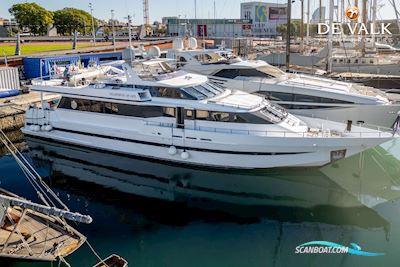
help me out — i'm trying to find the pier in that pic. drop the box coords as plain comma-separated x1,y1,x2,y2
0,92,58,131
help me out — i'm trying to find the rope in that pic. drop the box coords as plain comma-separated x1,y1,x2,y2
0,133,57,208
0,128,70,211
86,240,110,267
58,256,72,267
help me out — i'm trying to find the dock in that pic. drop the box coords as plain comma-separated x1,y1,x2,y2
0,39,173,67
0,92,59,131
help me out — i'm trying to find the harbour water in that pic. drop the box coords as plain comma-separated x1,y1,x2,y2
2,130,400,266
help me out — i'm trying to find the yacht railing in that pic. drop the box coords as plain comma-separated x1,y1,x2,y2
285,76,387,99
143,120,392,138
209,101,263,110
284,78,348,92
31,75,91,87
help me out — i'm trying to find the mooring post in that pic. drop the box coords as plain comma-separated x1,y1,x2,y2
72,31,78,50
14,33,21,56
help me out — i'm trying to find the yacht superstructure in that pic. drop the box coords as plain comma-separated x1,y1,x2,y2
167,43,400,127
22,60,394,169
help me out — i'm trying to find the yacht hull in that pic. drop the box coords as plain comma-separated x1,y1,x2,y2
331,64,400,76
290,104,400,128
210,78,400,127
21,126,391,169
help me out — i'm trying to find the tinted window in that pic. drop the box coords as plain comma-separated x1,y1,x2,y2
181,87,207,100
319,98,353,104
237,69,273,78
110,104,174,118
90,101,104,112
194,85,217,98
213,69,239,79
194,110,271,124
209,112,230,122
294,94,320,103
237,113,270,124
58,97,71,109
257,91,294,101
148,87,194,100
57,97,176,118
256,91,353,104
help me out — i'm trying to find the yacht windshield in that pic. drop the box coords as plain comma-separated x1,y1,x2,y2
256,65,285,78
182,82,225,100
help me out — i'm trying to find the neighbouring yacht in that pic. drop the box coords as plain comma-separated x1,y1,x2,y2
167,38,400,127
22,60,395,169
257,44,400,75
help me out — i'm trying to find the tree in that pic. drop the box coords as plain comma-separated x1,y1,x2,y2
9,3,53,35
53,8,97,36
277,21,302,38
277,21,319,38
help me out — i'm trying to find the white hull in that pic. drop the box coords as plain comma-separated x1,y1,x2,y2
21,122,391,169
211,78,400,127
290,105,399,127
331,64,400,76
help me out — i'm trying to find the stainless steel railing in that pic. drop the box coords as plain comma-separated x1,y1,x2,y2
143,120,392,138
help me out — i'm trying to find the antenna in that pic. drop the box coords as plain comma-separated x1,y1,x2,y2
143,0,149,25
214,0,216,19
194,0,197,19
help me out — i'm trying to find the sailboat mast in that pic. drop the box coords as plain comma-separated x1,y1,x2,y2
390,0,400,38
341,0,344,22
306,0,310,45
286,0,292,71
327,0,334,73
354,0,358,49
300,0,304,52
371,0,377,48
319,0,323,23
361,0,367,56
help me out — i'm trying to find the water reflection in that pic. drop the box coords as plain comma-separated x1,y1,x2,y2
0,129,26,156
3,136,400,266
322,140,400,209
26,137,390,227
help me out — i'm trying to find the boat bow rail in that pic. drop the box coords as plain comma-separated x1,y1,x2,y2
143,120,393,138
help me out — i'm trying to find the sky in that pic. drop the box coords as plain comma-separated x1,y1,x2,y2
0,0,398,24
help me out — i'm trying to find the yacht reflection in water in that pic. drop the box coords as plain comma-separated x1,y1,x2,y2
26,137,391,227
21,137,400,266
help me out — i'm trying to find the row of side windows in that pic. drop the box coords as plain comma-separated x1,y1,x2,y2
58,97,176,118
57,97,271,124
187,110,269,124
257,91,354,104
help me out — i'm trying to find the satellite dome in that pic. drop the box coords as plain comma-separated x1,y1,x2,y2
148,46,161,58
173,38,184,50
122,45,135,61
188,37,198,49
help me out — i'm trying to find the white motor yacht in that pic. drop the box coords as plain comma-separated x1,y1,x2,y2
167,39,400,127
22,60,395,169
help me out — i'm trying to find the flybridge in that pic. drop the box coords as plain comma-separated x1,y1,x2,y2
317,23,392,35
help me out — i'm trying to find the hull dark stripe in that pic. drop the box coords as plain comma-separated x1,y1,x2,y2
25,125,310,156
